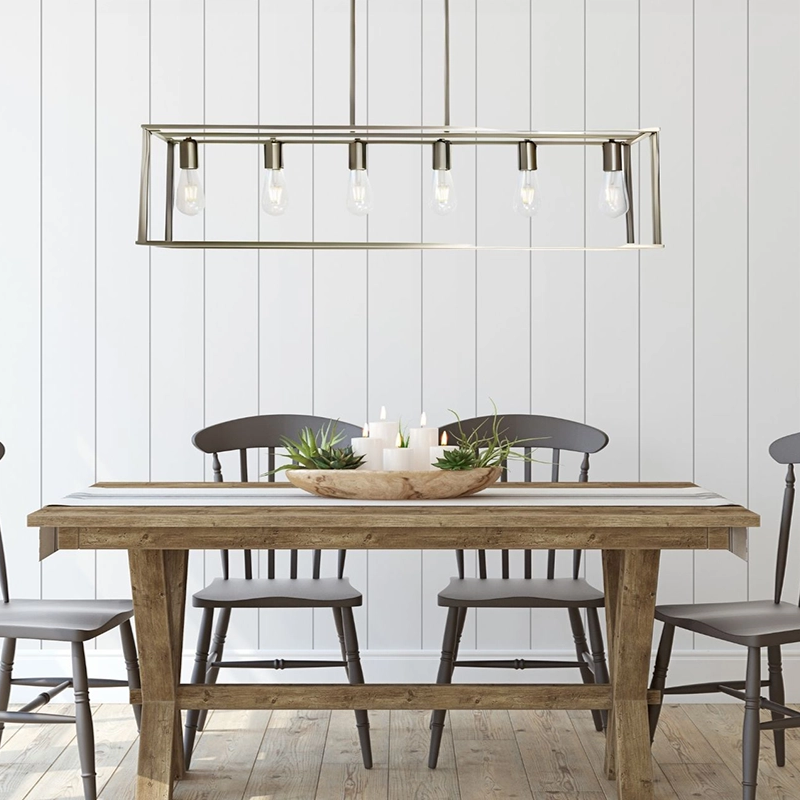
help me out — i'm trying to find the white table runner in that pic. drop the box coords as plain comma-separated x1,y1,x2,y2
56,485,734,508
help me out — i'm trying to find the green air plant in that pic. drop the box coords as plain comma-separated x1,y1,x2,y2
432,403,548,471
266,422,366,473
397,421,410,448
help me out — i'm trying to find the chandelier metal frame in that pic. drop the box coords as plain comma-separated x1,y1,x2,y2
136,1,662,252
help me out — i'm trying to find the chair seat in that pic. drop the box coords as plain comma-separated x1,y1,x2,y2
192,577,363,609
656,599,800,647
438,577,605,609
0,599,133,643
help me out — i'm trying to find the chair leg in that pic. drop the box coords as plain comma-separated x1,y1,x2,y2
428,607,460,769
341,607,372,769
767,645,786,767
586,607,610,731
0,638,16,748
743,647,761,800
568,607,603,732
183,607,214,770
119,620,141,732
451,607,468,679
332,607,349,676
72,641,97,800
648,622,675,742
197,607,231,733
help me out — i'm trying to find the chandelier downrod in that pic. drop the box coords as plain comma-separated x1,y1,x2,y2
350,0,356,128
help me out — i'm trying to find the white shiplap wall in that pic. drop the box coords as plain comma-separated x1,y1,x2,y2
1,0,799,686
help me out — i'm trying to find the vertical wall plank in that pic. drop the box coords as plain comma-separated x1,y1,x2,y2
366,0,424,651
258,0,316,653
312,0,369,650
203,0,260,652
748,0,800,621
94,0,150,634
421,0,479,652
584,0,640,481
693,0,748,625
0,2,41,600
639,0,695,650
149,0,205,484
40,0,96,604
150,0,206,651
475,0,532,651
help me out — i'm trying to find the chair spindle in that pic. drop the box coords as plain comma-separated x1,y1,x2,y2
290,550,298,579
501,550,510,579
313,550,322,579
212,452,223,482
579,452,590,482
773,463,794,604
551,449,560,482
478,550,487,579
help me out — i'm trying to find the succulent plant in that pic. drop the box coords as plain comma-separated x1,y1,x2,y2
266,422,366,473
433,447,480,471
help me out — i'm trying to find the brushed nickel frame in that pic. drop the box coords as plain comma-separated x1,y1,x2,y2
136,125,662,251
136,0,663,252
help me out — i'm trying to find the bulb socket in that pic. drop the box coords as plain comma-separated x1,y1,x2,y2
348,139,367,171
432,139,452,171
602,140,623,172
264,139,283,170
179,138,199,170
518,140,537,171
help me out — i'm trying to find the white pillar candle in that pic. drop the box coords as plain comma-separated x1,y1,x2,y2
368,405,400,450
383,445,416,471
408,412,439,470
430,430,458,469
351,424,384,470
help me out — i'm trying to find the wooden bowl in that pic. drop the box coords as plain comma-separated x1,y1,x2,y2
285,467,502,500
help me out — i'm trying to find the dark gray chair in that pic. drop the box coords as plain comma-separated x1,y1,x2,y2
649,432,800,800
0,441,140,800
183,414,372,769
428,414,610,768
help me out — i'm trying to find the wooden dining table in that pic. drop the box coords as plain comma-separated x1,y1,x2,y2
28,481,759,800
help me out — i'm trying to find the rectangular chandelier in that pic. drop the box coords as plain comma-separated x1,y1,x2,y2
136,1,662,253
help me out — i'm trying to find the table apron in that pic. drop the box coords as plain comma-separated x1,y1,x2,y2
47,526,733,551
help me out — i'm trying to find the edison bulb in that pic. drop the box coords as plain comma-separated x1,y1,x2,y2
175,169,205,216
430,169,456,215
261,169,288,216
598,171,628,218
513,170,540,217
346,169,373,216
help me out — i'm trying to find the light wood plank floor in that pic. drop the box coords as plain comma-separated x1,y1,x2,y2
3,704,800,799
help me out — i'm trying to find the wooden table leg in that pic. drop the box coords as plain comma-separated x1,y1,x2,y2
606,549,660,800
602,549,623,780
129,549,188,800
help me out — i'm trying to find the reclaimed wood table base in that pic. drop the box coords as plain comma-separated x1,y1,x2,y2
28,482,759,800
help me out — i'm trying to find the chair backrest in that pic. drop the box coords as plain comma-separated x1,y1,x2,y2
768,432,800,605
439,414,609,581
0,441,8,602
192,414,362,582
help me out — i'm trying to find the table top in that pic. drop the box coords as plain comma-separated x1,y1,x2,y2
28,482,759,553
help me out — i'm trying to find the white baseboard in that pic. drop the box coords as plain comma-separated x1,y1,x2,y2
8,647,800,705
